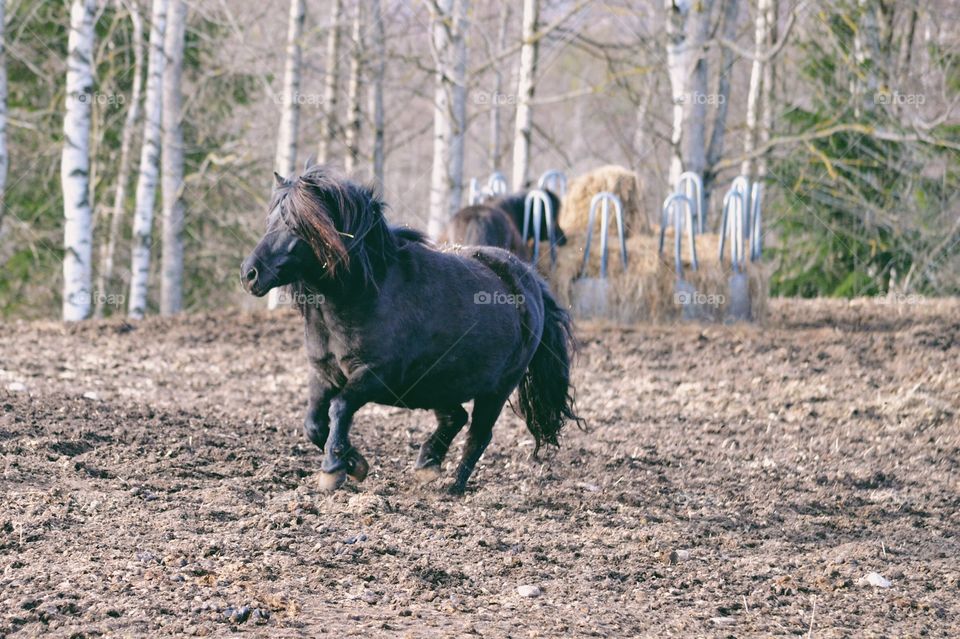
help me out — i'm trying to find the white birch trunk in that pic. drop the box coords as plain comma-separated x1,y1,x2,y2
368,0,385,187
61,0,98,322
318,0,342,164
160,0,185,315
343,0,363,175
740,0,770,178
510,0,538,190
665,0,690,186
0,0,8,234
96,0,144,317
489,3,510,173
757,0,776,179
128,0,166,318
267,0,306,311
427,0,469,239
681,0,711,182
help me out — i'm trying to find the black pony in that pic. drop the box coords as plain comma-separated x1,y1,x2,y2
489,189,568,246
440,204,530,260
240,167,581,494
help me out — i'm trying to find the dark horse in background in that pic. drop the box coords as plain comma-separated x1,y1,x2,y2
439,204,529,260
240,167,581,494
489,189,567,246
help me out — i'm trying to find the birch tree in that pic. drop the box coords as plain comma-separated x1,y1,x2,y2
267,0,305,311
740,0,772,178
160,0,185,315
704,0,739,196
318,0,342,164
426,0,469,239
61,0,98,322
343,0,363,175
97,0,144,317
0,0,8,233
368,0,385,187
664,0,714,187
128,0,166,319
489,3,510,173
510,0,538,190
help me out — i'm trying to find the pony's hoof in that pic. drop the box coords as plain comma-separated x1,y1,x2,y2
414,464,442,484
347,452,369,483
316,470,347,492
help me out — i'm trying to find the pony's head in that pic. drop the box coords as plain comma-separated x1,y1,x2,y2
241,167,393,298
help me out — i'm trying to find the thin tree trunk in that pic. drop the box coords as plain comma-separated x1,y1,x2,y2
61,0,98,322
96,0,144,318
681,0,711,182
273,0,305,179
0,0,8,235
368,0,385,187
128,0,166,319
510,0,539,190
666,0,691,186
489,2,510,173
427,0,469,239
757,0,776,179
344,0,363,175
318,0,342,164
160,0,185,315
267,0,306,311
704,0,740,198
740,0,770,178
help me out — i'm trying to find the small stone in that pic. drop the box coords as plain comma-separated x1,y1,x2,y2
516,584,542,598
710,617,736,627
82,391,99,400
669,550,691,564
858,572,891,588
7,382,26,392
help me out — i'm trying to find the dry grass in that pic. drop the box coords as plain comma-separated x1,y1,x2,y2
560,165,649,236
542,228,769,323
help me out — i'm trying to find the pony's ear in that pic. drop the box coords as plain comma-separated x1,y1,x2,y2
274,171,285,187
303,155,317,172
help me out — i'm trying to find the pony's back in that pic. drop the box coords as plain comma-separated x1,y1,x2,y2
440,204,529,260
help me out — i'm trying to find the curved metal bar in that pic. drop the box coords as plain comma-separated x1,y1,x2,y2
581,192,627,279
524,189,557,266
750,181,763,261
730,175,751,240
660,193,696,276
720,188,747,272
468,178,482,205
538,169,568,198
487,171,508,196
677,171,704,234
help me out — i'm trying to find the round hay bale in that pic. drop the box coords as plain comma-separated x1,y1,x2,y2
561,165,648,236
545,229,769,323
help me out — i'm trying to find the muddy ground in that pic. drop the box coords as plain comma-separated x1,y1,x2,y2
0,299,958,637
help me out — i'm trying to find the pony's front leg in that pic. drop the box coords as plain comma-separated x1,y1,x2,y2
303,374,335,450
316,378,377,491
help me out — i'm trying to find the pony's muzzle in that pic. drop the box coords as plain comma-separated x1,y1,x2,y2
240,262,260,294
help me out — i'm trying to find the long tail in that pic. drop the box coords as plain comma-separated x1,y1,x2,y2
516,282,583,455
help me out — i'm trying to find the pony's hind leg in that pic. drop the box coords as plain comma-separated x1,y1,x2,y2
415,405,468,482
450,394,509,495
